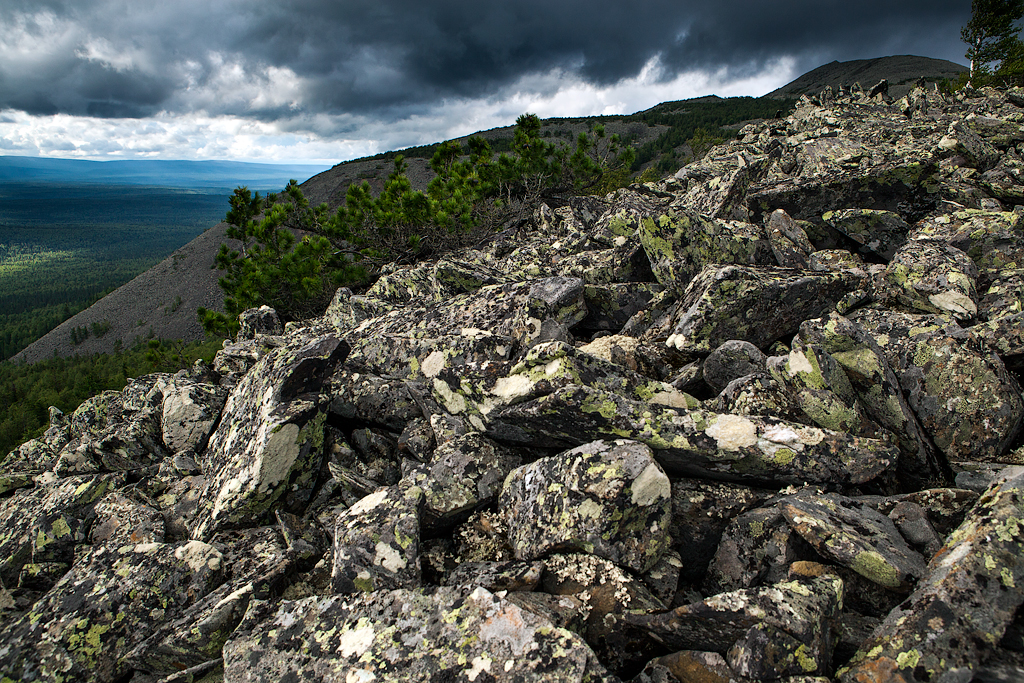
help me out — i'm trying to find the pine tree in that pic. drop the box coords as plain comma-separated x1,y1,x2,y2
962,0,1024,80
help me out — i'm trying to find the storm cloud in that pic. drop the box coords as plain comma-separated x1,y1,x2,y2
0,0,972,160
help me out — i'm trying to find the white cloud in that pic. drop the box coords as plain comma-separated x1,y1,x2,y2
0,56,797,164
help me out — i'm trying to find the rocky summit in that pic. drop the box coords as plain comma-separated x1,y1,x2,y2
9,82,1024,683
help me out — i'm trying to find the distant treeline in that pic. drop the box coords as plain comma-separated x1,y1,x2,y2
356,96,797,175
0,183,230,360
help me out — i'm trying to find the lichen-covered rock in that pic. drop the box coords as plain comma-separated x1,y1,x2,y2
0,540,224,683
767,341,888,440
500,439,672,574
638,207,774,293
626,574,844,678
705,505,809,593
331,484,424,593
403,432,520,532
578,334,673,380
123,526,291,676
766,208,815,269
979,268,1024,320
669,478,774,584
211,336,273,385
852,309,1024,464
780,491,927,592
914,209,1024,276
579,282,664,334
89,491,165,547
488,385,897,487
0,474,117,586
655,264,862,355
839,466,1024,682
237,305,283,340
222,586,617,683
703,340,768,393
882,238,980,321
327,368,427,431
349,276,588,347
160,379,228,454
713,372,811,424
823,208,911,261
542,552,667,674
797,313,944,488
192,333,350,540
443,560,544,592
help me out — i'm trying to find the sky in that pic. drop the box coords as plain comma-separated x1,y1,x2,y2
0,0,972,165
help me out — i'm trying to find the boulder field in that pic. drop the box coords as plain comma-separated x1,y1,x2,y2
8,82,1024,682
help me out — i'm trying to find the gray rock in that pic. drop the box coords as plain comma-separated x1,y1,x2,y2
488,384,897,487
839,466,1024,682
192,333,350,540
703,340,768,393
823,208,911,261
0,540,224,683
222,586,617,683
500,439,672,574
237,305,283,340
882,239,980,322
160,379,228,454
331,484,424,594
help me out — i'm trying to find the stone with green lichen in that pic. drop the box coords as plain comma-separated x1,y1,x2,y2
881,238,979,322
541,552,668,674
578,334,674,381
488,383,896,487
656,264,862,355
442,559,544,592
839,466,1024,683
591,187,662,242
669,478,774,585
344,329,517,383
579,282,664,335
403,432,521,532
222,585,618,683
780,490,927,592
160,379,228,455
0,539,224,683
638,206,775,294
808,249,866,273
331,483,424,594
713,372,812,425
626,573,843,678
324,286,395,332
191,333,350,541
767,340,891,441
851,309,1024,464
797,313,944,489
914,210,1024,277
822,208,910,261
0,474,118,586
88,491,165,547
327,368,428,432
348,276,588,348
556,242,656,285
979,268,1024,321
703,340,768,393
675,151,771,221
123,526,291,676
704,505,808,594
499,439,672,574
766,208,815,269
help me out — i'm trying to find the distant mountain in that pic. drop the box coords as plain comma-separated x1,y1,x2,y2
0,156,332,191
766,55,968,100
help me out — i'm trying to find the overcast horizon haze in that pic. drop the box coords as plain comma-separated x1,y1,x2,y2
0,1,972,165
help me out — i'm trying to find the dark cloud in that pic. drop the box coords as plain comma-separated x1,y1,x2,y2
0,0,972,122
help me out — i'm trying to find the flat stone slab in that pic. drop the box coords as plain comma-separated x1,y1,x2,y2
222,586,616,683
780,491,927,592
487,384,897,487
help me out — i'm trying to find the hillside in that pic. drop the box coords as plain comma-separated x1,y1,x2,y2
766,55,968,99
9,55,968,365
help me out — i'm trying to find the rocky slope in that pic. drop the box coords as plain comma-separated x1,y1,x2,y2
6,82,1024,682
766,55,967,100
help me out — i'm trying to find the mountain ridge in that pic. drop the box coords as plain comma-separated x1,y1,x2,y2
766,55,967,100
